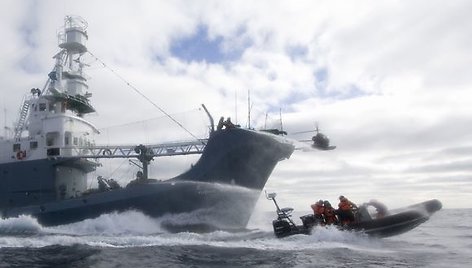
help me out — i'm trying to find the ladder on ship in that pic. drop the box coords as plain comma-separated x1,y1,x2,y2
14,96,31,140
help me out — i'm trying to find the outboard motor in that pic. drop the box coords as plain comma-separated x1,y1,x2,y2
272,207,295,237
266,192,312,238
300,214,317,228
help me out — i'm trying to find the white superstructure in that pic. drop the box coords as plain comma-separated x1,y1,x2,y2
0,16,98,199
0,16,98,163
0,16,207,202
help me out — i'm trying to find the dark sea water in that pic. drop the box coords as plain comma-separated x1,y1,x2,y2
1,209,470,267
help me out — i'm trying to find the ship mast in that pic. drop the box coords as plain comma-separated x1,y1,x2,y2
49,15,94,115
21,15,99,159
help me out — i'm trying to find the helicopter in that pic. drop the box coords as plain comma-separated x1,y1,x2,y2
292,123,336,151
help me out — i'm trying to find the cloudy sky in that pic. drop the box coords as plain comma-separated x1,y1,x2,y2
1,0,471,209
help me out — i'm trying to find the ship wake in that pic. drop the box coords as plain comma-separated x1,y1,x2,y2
2,210,386,253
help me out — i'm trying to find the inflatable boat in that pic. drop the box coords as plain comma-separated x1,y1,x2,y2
266,193,442,238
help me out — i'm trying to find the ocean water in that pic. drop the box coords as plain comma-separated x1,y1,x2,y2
0,209,470,267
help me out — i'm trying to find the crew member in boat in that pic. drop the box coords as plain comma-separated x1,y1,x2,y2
337,195,358,225
310,200,325,224
323,200,339,225
366,199,388,218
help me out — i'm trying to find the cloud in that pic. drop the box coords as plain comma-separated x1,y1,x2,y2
1,0,471,209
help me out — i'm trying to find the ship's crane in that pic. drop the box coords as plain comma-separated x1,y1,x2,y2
66,139,207,180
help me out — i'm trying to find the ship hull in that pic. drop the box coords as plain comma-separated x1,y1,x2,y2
5,181,261,228
1,128,294,228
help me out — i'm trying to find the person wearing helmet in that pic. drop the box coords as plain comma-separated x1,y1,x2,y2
337,195,357,225
323,200,338,225
310,199,325,225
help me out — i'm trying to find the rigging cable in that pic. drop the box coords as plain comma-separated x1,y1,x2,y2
87,51,205,145
97,108,200,131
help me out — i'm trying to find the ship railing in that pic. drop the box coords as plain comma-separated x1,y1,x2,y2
60,139,208,159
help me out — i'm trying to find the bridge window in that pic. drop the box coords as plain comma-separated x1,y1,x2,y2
13,143,20,152
46,132,59,146
64,131,72,146
30,141,38,149
49,103,56,112
47,148,60,156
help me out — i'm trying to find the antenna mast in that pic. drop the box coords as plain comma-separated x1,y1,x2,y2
235,90,238,125
264,112,268,129
279,108,283,132
3,107,6,138
247,89,251,129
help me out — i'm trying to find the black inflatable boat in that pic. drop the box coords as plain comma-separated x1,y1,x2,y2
266,193,442,238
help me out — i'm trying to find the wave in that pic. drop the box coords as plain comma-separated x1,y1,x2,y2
1,211,386,252
49,210,163,236
0,215,43,235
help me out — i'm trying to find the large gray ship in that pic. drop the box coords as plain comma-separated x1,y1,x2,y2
0,16,294,229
